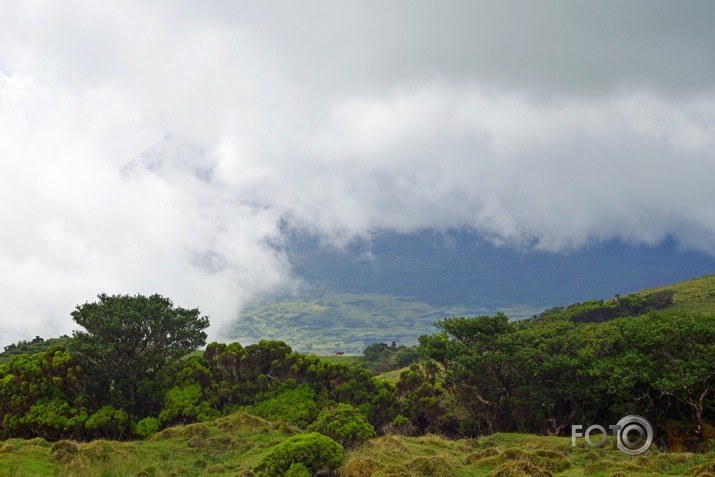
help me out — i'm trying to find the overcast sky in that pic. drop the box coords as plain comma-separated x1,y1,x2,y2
1,1,714,344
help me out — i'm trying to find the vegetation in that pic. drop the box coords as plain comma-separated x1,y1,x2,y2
254,432,345,476
420,309,715,449
71,293,210,419
1,276,714,475
361,342,421,374
531,289,675,323
0,336,72,364
1,419,714,476
307,404,376,448
233,290,529,355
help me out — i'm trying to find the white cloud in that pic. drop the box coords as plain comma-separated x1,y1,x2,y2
1,1,714,345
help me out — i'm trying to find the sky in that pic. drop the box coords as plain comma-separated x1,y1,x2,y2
1,0,714,344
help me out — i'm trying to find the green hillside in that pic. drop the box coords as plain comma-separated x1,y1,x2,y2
231,289,539,355
638,274,715,313
230,275,715,354
1,413,713,477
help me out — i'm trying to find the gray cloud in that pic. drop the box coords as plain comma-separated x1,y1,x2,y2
1,1,714,345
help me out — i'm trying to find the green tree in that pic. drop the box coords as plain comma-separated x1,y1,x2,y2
71,293,209,416
0,346,89,439
395,363,445,434
308,403,376,448
612,311,715,447
420,313,516,434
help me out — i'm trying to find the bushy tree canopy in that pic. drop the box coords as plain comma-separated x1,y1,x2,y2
71,293,209,415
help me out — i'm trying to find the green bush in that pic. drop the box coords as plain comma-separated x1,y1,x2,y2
251,383,321,428
285,462,312,477
159,384,218,424
135,417,162,438
253,432,345,476
308,403,376,447
85,405,129,439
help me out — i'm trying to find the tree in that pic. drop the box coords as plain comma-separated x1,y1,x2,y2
420,313,516,434
613,311,715,448
71,293,209,417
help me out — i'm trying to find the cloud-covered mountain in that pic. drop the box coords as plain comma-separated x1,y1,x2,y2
287,230,715,309
1,1,715,346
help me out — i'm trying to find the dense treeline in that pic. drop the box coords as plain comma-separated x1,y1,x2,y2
0,294,399,441
0,338,404,441
420,308,715,450
0,290,713,453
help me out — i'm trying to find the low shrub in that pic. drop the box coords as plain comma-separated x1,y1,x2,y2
308,404,376,448
253,432,344,476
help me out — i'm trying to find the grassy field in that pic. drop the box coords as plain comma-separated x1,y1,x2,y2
1,414,713,477
641,274,715,314
347,432,715,477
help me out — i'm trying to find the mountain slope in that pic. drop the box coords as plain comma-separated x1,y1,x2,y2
638,274,715,313
230,229,715,353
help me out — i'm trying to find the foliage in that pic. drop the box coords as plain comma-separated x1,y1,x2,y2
0,336,72,364
0,345,89,440
420,309,715,449
134,417,161,438
0,333,398,441
532,289,675,323
253,432,345,476
308,403,376,448
285,462,312,477
362,342,421,374
1,279,712,450
251,383,323,428
394,362,445,434
159,383,218,424
71,293,209,417
84,405,129,439
201,340,399,429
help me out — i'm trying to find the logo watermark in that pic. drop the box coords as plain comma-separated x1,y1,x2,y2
572,415,653,456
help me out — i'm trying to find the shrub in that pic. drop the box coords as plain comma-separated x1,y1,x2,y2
382,414,418,436
135,417,162,438
159,384,219,424
85,405,129,439
285,463,312,477
308,404,376,448
251,384,321,428
253,432,345,476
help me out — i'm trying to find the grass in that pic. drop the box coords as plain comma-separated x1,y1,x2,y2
639,274,715,314
0,413,300,477
1,415,713,477
345,432,715,477
312,354,364,365
374,365,411,384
